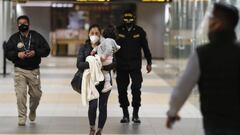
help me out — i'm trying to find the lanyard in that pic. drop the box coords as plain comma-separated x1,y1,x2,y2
19,33,31,51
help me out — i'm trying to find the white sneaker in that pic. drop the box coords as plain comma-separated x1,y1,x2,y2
102,83,112,93
18,117,26,126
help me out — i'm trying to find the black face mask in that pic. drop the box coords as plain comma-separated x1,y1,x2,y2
123,16,134,28
18,24,29,32
125,23,133,28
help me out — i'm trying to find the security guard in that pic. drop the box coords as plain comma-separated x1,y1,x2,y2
116,10,152,123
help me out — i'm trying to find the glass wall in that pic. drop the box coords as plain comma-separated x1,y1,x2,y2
164,0,208,74
164,0,240,81
163,0,240,107
50,3,136,56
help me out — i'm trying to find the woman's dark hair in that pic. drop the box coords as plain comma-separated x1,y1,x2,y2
17,15,30,24
86,24,102,45
103,25,117,39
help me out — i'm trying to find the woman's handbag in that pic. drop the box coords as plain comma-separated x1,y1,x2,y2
71,70,83,94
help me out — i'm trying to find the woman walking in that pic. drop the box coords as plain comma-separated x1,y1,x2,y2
77,24,115,135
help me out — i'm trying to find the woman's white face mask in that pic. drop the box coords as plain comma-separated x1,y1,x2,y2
90,35,100,44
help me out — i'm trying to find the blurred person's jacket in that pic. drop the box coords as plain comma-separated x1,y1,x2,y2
197,29,240,129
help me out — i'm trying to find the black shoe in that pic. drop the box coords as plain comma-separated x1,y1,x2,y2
96,132,102,135
96,129,102,135
132,116,141,123
120,116,130,123
89,128,95,135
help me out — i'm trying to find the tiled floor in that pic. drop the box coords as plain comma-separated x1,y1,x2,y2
0,57,203,135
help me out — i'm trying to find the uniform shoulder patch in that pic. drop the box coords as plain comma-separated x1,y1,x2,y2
118,34,126,38
133,34,140,38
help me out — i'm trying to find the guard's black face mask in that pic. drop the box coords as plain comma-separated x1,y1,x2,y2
124,18,134,28
123,13,135,27
18,24,29,32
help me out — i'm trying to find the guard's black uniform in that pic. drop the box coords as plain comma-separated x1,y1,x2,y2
116,24,152,108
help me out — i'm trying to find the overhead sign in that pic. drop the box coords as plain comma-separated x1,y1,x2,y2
16,0,28,3
75,0,172,2
141,0,172,2
76,0,111,2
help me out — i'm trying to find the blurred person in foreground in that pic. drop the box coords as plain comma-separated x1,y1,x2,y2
166,3,240,135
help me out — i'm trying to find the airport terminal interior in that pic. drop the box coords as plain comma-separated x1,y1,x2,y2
0,0,240,135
